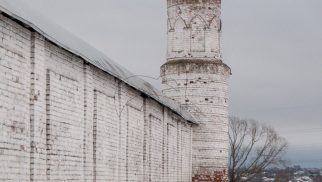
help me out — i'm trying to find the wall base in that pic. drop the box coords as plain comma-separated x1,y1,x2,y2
192,169,228,182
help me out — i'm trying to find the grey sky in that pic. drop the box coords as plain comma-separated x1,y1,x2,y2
21,0,322,167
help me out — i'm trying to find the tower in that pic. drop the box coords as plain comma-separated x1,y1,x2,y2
161,0,231,181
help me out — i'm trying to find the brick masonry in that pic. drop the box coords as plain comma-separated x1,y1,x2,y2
0,12,193,182
161,0,231,181
167,0,222,60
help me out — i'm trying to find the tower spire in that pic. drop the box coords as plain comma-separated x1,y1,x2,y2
161,0,231,181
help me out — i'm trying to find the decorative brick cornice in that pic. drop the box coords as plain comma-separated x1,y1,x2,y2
167,0,221,7
161,59,231,76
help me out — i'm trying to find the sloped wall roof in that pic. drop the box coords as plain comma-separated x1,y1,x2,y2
0,0,197,124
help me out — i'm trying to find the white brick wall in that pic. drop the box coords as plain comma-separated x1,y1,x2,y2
0,13,193,182
46,70,84,181
93,91,118,181
0,13,31,181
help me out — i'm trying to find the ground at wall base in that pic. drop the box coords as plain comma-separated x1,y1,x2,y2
192,169,228,182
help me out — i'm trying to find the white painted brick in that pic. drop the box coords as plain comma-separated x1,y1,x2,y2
162,0,230,181
0,14,31,182
167,0,222,60
0,12,193,182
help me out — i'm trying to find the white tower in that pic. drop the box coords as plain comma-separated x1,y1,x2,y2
161,0,231,181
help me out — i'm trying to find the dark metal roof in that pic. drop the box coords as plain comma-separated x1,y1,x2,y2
0,0,197,124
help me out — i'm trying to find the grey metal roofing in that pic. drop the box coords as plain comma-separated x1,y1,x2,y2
0,0,197,124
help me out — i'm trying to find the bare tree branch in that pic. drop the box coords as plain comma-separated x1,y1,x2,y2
229,117,288,182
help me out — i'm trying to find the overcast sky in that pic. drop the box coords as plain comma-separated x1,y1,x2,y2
21,0,322,168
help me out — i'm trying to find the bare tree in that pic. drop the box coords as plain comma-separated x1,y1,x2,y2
229,116,288,182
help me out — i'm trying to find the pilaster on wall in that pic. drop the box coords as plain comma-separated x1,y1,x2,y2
30,32,47,182
83,63,94,181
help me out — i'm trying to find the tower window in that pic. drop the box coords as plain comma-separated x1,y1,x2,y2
205,98,209,101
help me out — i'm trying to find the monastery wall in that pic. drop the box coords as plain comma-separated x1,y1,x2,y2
0,13,193,182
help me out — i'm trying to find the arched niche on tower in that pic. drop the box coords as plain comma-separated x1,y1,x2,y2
190,15,206,52
206,16,220,55
171,16,187,53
